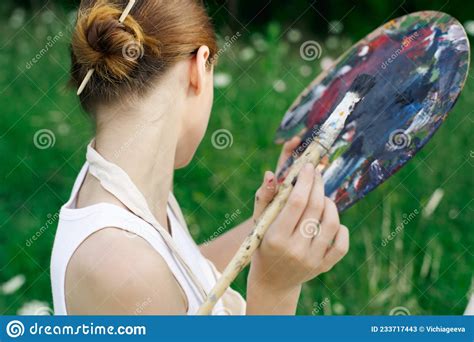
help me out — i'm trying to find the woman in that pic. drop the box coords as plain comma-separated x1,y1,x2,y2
50,0,350,315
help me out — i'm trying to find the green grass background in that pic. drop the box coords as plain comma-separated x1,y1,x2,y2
0,3,472,315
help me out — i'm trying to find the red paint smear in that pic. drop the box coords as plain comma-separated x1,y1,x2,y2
305,29,430,130
334,187,350,206
306,76,349,129
403,27,435,59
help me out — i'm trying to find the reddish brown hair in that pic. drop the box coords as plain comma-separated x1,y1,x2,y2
70,0,218,113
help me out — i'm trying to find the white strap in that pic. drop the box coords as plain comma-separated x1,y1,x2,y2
85,141,208,302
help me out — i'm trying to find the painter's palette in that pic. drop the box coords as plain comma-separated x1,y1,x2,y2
276,11,470,212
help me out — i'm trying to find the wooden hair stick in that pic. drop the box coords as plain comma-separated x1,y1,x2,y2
77,0,137,96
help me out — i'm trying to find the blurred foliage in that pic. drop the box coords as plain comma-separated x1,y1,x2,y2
0,0,472,315
1,0,474,40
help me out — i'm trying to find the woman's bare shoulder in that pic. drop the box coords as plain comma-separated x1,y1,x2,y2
65,227,187,315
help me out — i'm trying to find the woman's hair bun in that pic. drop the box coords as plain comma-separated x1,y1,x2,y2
71,0,217,113
72,0,160,81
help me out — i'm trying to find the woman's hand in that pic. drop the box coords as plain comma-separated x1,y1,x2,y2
246,163,349,314
275,136,302,174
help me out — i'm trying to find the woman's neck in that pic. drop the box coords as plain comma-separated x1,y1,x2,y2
93,101,181,228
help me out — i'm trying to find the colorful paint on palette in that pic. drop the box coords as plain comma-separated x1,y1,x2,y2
276,11,470,212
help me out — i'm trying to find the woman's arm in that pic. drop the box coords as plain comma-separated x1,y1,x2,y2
199,218,254,272
65,228,188,315
199,208,305,314
200,137,302,272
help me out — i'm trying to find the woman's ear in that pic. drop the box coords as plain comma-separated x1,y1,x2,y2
189,45,211,95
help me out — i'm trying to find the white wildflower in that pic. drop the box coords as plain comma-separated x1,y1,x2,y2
251,33,268,52
1,275,25,295
239,47,255,62
9,8,26,29
58,123,71,136
449,208,459,219
214,72,232,88
328,20,343,34
287,28,302,43
273,79,287,93
17,300,53,315
320,57,335,71
422,188,444,218
326,36,340,50
333,302,346,315
465,293,474,315
464,20,474,36
299,65,312,77
40,10,55,25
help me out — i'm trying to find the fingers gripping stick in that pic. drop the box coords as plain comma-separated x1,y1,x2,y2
197,75,375,314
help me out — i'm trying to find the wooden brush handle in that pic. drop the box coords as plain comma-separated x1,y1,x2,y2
197,141,327,315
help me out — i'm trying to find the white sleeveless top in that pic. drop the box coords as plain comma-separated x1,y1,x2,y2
50,143,246,315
